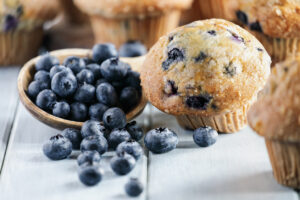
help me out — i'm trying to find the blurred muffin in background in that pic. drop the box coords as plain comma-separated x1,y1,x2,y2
180,0,239,25
0,0,59,65
59,0,89,25
235,0,300,64
74,0,193,48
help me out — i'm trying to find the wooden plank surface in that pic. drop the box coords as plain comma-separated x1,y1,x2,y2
0,67,20,172
0,104,150,200
148,108,299,200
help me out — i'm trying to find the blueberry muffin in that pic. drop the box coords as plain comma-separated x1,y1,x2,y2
248,56,300,188
73,0,193,48
141,19,271,133
235,0,300,64
0,0,59,65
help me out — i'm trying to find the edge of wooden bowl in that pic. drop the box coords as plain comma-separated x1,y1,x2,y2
18,48,147,130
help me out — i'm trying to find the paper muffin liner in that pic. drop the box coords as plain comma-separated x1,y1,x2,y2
176,103,250,133
0,27,43,66
265,139,300,189
89,10,181,48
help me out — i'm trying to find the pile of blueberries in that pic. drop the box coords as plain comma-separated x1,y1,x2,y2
27,41,147,122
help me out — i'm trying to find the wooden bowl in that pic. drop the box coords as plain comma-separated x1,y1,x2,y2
18,49,147,130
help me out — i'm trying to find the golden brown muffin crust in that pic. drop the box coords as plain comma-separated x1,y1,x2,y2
248,55,300,142
74,0,193,18
141,19,271,116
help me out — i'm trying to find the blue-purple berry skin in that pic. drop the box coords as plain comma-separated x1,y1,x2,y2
110,151,136,175
42,134,72,160
102,107,127,130
78,163,104,186
61,128,82,150
193,126,218,147
53,101,70,118
80,135,108,155
125,178,144,197
77,150,101,166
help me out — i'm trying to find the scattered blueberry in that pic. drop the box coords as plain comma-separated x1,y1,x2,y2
51,70,78,98
80,135,108,155
144,127,178,154
116,140,143,160
49,65,70,79
236,10,248,25
74,84,95,104
76,69,95,84
125,121,143,141
193,126,218,147
110,151,136,175
61,128,82,149
77,150,101,166
92,43,118,64
89,103,109,121
36,89,57,111
78,163,104,186
119,41,147,57
102,107,127,130
53,101,70,118
70,102,88,122
96,83,118,107
108,128,131,149
100,57,130,81
162,48,185,71
27,81,49,99
42,134,72,160
81,120,105,138
125,178,144,197
63,56,85,74
185,94,212,110
35,54,59,71
86,63,102,79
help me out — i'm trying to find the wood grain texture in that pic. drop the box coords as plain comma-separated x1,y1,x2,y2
0,103,150,200
0,67,20,172
17,49,147,130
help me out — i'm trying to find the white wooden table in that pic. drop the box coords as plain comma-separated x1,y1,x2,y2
0,67,299,200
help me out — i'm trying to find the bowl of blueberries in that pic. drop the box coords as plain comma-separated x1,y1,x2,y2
17,42,148,130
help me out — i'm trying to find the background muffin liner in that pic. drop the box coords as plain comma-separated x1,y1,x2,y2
176,104,250,133
265,139,300,189
89,10,181,49
247,29,300,64
0,27,43,66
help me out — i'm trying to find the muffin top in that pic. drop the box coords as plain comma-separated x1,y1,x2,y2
236,0,300,38
74,0,193,18
248,56,300,142
0,0,59,31
141,19,271,116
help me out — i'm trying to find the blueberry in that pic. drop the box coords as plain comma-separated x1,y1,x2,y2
120,87,140,112
125,178,144,197
50,65,70,79
230,32,245,43
63,56,85,74
194,52,207,63
34,70,50,87
83,57,95,65
102,107,127,130
125,121,143,141
96,83,118,107
108,128,131,149
162,48,185,71
193,126,218,147
236,10,248,25
185,94,212,110
81,120,105,138
124,70,141,90
164,80,178,96
111,80,125,92
35,54,59,71
249,21,263,32
70,102,88,122
224,63,236,77
95,78,108,87
89,103,109,121
77,150,101,166
76,69,95,84
207,30,216,36
100,57,130,81
42,134,72,160
36,89,57,111
110,151,136,175
119,41,147,57
61,128,82,149
80,135,108,155
86,63,102,79
92,43,118,65
53,101,70,118
74,84,95,103
4,14,18,32
78,163,104,186
116,140,143,160
27,81,49,99
144,127,178,154
51,70,78,98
